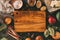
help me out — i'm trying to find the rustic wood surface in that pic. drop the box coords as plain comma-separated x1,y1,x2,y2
14,11,46,32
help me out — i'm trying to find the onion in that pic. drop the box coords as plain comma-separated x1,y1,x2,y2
25,38,31,40
35,36,43,40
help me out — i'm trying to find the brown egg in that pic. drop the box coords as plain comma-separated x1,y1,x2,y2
35,36,43,40
25,38,31,40
4,17,12,25
40,6,46,11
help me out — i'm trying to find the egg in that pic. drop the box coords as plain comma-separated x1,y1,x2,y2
40,6,46,11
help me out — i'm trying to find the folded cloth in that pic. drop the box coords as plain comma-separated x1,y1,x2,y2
44,0,60,12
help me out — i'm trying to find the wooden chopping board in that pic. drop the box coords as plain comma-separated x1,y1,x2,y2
14,11,46,32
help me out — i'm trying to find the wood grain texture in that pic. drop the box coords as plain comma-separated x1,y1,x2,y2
14,11,46,32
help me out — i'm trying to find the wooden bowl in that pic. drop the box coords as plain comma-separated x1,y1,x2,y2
27,0,36,7
4,17,12,25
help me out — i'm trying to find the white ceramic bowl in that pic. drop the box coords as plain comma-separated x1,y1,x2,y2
13,0,23,9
